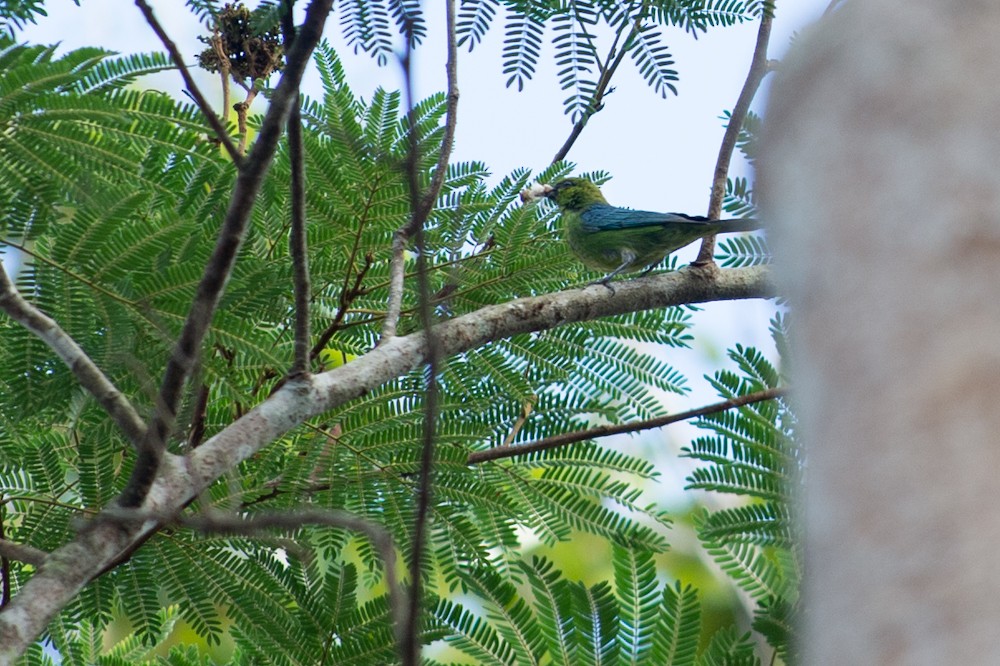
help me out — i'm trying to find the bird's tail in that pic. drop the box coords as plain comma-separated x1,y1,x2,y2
714,218,762,233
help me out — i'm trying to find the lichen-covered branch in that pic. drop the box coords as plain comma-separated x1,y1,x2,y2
0,266,773,662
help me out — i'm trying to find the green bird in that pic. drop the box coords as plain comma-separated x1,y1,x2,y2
524,178,761,286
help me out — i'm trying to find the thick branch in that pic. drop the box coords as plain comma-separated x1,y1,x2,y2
134,0,243,166
694,10,773,265
119,0,336,510
0,266,773,661
0,263,146,447
468,386,787,464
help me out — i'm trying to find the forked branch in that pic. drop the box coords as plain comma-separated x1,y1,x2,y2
119,0,338,510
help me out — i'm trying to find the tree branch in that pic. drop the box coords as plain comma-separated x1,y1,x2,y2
551,14,640,165
0,263,147,448
694,9,773,265
467,386,787,464
118,0,337,510
379,0,460,345
283,1,311,377
134,0,243,166
398,3,458,662
0,265,773,661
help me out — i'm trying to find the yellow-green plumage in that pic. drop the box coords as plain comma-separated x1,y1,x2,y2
543,178,759,284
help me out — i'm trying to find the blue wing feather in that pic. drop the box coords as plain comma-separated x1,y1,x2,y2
578,204,711,233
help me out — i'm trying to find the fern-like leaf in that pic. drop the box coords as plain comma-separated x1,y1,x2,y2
502,4,545,91
612,544,659,662
628,22,678,98
338,0,395,66
457,0,499,51
553,3,600,121
697,626,760,666
651,581,701,666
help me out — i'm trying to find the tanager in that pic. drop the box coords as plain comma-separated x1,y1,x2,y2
521,178,760,285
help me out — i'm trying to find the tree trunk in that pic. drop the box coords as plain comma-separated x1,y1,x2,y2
762,2,1000,664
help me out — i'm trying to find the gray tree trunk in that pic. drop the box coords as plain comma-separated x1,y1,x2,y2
762,2,1000,663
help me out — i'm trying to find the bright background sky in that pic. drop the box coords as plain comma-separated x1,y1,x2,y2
17,1,825,502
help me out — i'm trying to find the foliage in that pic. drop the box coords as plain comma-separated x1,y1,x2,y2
0,0,68,37
0,2,790,664
338,0,763,121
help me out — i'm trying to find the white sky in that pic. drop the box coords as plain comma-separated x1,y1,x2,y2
17,1,826,501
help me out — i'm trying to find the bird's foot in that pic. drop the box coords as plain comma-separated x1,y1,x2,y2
586,277,616,294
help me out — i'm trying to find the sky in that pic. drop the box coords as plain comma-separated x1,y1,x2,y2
16,0,826,501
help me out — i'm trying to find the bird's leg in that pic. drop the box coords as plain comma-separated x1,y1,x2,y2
588,250,636,292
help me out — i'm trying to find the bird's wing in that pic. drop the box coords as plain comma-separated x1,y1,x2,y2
579,204,712,232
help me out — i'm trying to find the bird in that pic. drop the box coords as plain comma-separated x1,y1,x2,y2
521,177,761,286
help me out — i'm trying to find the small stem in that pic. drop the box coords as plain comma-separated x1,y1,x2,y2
400,3,458,664
311,254,373,360
209,26,233,138
467,387,786,464
380,0,460,346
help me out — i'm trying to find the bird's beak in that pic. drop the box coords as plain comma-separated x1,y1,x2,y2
519,183,554,204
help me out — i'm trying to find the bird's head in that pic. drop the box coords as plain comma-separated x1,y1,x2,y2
519,178,608,211
543,178,607,211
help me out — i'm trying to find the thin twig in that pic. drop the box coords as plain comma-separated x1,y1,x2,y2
694,9,773,265
186,383,211,448
467,386,787,464
398,2,459,663
379,0,460,345
500,394,536,448
0,263,147,447
210,27,233,129
311,253,374,360
134,0,243,167
118,0,337,509
551,13,641,164
283,2,311,377
177,509,407,657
